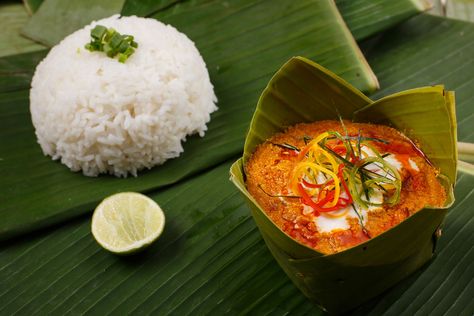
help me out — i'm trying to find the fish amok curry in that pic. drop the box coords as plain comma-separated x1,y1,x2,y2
245,121,446,254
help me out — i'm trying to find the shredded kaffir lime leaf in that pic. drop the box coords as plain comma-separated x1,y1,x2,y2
85,25,138,63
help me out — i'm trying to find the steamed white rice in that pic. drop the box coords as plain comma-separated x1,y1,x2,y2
30,15,217,177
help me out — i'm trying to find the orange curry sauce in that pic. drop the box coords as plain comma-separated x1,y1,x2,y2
245,121,447,254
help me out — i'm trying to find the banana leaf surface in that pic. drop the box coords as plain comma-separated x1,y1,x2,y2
0,0,377,240
0,2,44,58
121,0,181,16
21,0,126,46
336,0,431,40
21,0,181,39
23,0,44,15
0,9,473,316
18,0,429,48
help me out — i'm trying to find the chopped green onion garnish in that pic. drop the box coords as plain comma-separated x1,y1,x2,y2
84,25,138,63
91,25,107,40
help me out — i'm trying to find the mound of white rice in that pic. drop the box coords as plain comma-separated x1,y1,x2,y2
30,15,217,177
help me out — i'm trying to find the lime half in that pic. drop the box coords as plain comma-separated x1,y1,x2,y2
91,192,165,254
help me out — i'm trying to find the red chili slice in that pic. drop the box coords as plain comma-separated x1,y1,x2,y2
330,144,347,156
297,163,354,215
301,178,322,188
297,183,322,216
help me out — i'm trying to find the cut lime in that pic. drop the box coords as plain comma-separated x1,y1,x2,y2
91,192,165,254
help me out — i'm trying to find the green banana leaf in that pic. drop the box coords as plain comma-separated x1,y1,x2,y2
17,0,167,45
23,0,44,15
19,0,430,49
365,15,473,144
337,0,431,40
230,56,456,313
0,2,44,58
121,0,181,16
0,0,377,241
0,12,473,315
0,50,47,93
120,0,429,38
18,0,426,81
354,85,457,183
21,0,126,46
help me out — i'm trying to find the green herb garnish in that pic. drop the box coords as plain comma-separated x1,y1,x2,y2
270,142,300,152
258,184,300,199
317,135,402,207
351,203,371,238
85,25,138,63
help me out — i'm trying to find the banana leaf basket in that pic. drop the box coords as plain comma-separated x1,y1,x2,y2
229,56,457,314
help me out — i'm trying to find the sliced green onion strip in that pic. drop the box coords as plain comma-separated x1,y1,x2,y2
85,25,138,63
350,156,401,207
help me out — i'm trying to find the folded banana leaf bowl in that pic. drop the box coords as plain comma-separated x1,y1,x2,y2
229,56,457,314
